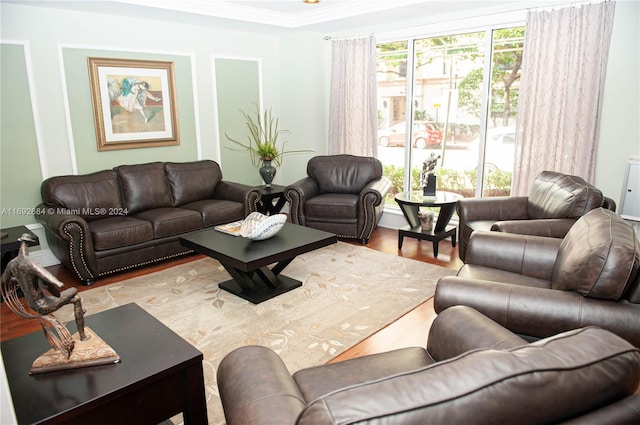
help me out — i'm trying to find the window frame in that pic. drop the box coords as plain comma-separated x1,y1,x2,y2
376,11,527,198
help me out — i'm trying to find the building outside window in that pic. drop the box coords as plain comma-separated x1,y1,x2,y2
376,26,525,204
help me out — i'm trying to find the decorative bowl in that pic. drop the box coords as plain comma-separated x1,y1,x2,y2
240,212,287,240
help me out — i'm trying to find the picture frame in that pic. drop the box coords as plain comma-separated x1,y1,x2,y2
88,57,179,151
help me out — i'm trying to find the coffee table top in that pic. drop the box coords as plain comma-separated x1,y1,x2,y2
395,191,463,206
180,222,337,271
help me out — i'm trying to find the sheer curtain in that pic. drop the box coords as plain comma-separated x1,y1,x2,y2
512,1,616,195
328,36,378,156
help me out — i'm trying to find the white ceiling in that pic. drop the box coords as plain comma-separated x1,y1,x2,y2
7,1,570,32
109,0,446,28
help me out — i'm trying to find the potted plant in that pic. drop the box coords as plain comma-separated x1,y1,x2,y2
225,104,311,188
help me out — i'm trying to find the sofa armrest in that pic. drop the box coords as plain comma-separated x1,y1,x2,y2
217,345,306,425
491,218,576,238
603,196,617,212
285,177,319,226
434,277,640,347
35,205,97,283
213,181,261,215
466,231,561,278
427,306,527,362
360,176,392,206
356,176,392,241
456,196,529,222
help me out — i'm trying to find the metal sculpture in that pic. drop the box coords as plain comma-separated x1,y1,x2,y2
1,234,119,374
421,153,441,196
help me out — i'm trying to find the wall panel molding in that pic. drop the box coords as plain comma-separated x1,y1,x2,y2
58,43,200,174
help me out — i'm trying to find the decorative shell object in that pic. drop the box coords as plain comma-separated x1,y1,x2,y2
240,212,287,240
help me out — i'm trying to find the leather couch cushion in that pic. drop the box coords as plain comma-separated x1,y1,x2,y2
133,208,202,238
304,194,358,219
297,327,640,425
41,170,123,222
457,264,552,289
293,347,434,402
116,162,173,214
89,216,154,251
308,155,382,194
165,160,222,206
181,199,244,227
552,208,639,300
528,171,603,219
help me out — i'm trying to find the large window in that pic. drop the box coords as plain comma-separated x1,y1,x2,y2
376,26,524,202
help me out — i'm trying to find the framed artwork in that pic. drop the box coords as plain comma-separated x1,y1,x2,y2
88,57,179,151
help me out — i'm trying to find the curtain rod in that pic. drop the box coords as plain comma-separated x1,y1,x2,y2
323,0,608,41
527,0,608,13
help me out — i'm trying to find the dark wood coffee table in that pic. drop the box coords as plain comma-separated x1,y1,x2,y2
1,303,207,425
180,223,337,304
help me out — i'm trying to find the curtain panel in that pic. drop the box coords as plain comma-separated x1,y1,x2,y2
328,36,378,156
512,1,616,195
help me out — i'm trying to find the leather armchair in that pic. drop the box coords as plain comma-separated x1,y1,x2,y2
217,305,640,425
285,155,391,243
435,207,640,347
457,170,615,262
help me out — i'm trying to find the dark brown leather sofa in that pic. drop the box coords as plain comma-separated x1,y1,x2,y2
217,305,640,425
285,155,391,243
457,170,616,262
35,160,260,284
436,208,640,347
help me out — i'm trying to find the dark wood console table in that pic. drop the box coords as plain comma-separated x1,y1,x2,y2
395,191,462,257
1,303,207,425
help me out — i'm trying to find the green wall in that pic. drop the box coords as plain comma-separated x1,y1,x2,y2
62,48,197,173
0,43,43,228
0,1,637,231
215,58,262,185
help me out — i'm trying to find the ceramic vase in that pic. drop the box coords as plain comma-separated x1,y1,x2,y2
259,159,277,188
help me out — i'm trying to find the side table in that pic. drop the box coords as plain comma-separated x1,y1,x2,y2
394,191,463,257
1,225,39,272
1,303,208,424
256,184,287,215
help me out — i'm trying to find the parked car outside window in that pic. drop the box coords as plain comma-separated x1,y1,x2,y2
466,126,516,172
378,121,443,149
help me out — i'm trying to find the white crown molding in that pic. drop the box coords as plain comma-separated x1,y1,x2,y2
111,0,433,28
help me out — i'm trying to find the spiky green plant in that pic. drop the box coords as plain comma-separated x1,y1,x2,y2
225,104,310,167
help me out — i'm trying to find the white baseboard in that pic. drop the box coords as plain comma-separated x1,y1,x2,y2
27,247,60,267
24,223,60,267
378,206,459,230
378,208,406,229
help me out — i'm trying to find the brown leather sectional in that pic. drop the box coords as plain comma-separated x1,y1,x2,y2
36,160,261,284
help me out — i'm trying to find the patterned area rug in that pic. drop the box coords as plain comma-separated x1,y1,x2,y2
57,241,455,424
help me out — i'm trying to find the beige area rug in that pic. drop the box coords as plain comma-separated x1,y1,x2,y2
57,241,455,424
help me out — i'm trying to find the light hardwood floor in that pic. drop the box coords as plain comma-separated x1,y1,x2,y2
1,226,463,364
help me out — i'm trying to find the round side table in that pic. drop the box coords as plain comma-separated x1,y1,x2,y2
394,191,463,257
